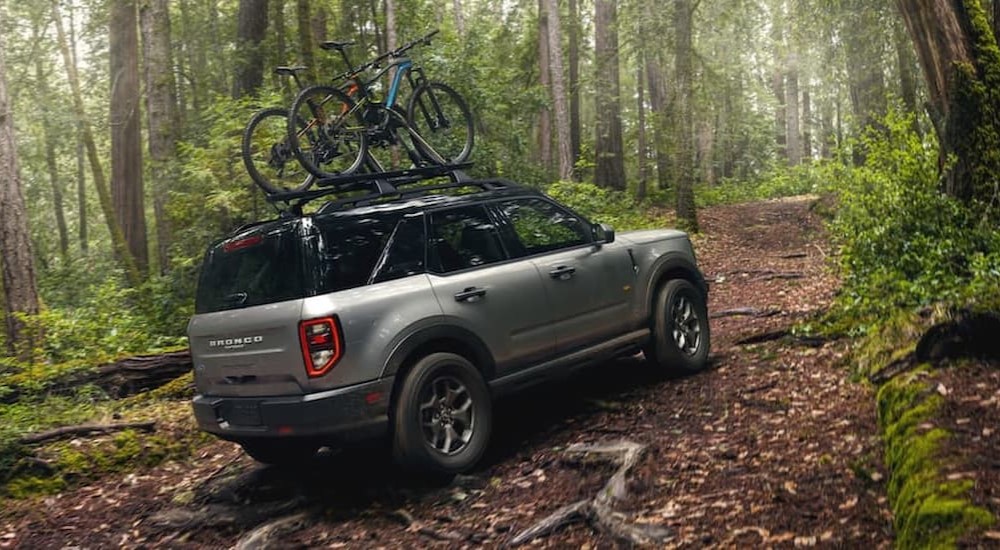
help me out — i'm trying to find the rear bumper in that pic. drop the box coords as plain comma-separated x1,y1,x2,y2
192,377,394,442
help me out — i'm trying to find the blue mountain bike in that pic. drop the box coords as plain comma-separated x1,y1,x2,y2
286,31,474,180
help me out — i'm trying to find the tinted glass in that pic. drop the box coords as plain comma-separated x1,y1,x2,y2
496,198,590,256
428,206,506,272
195,227,304,313
310,213,401,293
371,214,427,284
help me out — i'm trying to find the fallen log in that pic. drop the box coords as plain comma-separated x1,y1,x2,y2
19,421,155,445
750,272,805,282
509,441,671,547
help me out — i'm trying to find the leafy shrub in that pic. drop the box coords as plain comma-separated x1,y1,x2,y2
696,164,825,207
825,110,1000,332
545,181,663,231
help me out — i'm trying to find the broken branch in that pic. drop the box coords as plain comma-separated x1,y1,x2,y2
711,308,782,319
19,421,156,445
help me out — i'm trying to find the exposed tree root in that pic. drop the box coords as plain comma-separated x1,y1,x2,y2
711,307,782,319
750,272,805,282
18,421,155,445
509,441,671,547
234,511,313,550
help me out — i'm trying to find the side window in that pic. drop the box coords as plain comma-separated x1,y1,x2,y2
496,198,590,256
370,215,427,283
428,205,506,273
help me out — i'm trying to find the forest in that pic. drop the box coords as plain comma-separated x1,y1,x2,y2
1,0,1000,547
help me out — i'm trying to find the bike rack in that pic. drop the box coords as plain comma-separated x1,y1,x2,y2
265,162,505,216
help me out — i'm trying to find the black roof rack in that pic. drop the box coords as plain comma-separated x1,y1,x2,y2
265,163,509,216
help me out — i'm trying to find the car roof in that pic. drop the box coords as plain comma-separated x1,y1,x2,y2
220,178,547,245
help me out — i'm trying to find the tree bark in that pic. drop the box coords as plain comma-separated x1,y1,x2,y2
111,0,149,277
53,1,141,287
233,0,269,98
296,0,315,82
140,0,178,275
802,89,812,162
594,0,626,190
69,0,87,252
675,0,699,231
271,0,287,91
895,18,920,116
896,0,1000,208
568,0,581,171
994,0,1000,46
771,1,787,161
32,24,69,259
453,0,466,36
0,33,41,359
545,0,573,181
537,0,552,172
845,2,887,165
645,52,670,190
785,53,802,166
311,4,328,43
636,62,648,200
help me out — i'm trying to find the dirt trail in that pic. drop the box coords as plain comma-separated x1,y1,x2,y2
0,197,893,548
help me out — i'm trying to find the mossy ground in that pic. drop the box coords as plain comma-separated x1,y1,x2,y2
858,313,995,548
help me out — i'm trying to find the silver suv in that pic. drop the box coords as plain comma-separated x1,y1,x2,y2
188,175,709,473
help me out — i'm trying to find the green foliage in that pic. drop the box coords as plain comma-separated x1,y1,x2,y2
825,109,1000,333
545,181,663,230
694,164,825,207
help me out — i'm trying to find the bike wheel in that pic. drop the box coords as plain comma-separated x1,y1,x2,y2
406,82,474,165
242,107,315,194
288,85,367,179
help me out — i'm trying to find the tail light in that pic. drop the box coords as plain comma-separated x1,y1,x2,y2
299,317,343,377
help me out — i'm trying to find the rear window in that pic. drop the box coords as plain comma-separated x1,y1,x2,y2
195,226,305,314
308,212,420,293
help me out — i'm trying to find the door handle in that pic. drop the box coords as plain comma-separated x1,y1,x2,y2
549,265,577,280
454,287,487,303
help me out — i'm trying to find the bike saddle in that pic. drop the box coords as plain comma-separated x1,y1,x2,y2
274,66,308,75
320,40,355,51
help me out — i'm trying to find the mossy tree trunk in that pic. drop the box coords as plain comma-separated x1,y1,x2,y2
896,0,1000,215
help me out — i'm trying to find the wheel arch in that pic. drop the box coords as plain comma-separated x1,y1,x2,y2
643,255,708,322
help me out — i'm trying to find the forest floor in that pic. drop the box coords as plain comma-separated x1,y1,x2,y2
0,196,899,548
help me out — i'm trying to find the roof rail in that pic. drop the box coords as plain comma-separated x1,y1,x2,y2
264,163,499,216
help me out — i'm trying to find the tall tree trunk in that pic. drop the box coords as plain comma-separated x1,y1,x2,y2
594,0,625,190
141,0,178,275
32,25,69,259
537,1,552,172
771,1,787,161
645,52,670,190
568,0,581,170
895,18,919,115
111,0,149,277
386,0,397,53
994,0,1000,46
272,0,288,91
896,0,1000,208
545,0,573,181
53,1,141,287
297,0,315,82
0,34,41,359
69,0,87,252
675,0,698,231
233,0,269,98
636,62,648,201
453,0,466,36
785,53,802,166
802,89,813,162
312,4,328,42
846,2,887,164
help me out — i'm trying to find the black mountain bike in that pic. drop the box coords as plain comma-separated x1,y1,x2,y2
241,66,318,194
287,31,474,180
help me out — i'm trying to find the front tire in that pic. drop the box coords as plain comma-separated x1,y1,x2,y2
392,352,491,474
645,279,710,373
406,82,474,165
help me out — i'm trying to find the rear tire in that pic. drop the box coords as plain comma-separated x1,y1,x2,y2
242,107,315,194
645,279,710,373
239,439,318,466
392,352,491,474
288,85,367,179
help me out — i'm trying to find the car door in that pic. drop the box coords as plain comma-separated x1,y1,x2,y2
493,197,635,354
426,204,555,377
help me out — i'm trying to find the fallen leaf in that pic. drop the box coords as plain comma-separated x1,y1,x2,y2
794,535,817,547
783,480,798,495
839,497,858,510
984,531,1000,540
936,383,949,396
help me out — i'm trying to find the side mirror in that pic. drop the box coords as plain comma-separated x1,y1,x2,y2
593,223,615,244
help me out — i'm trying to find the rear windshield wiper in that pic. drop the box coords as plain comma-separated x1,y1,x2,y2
223,292,248,306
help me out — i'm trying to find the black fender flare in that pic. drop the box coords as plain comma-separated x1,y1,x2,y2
642,254,708,319
380,323,496,381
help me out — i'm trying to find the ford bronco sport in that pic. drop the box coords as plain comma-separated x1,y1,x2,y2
188,169,709,473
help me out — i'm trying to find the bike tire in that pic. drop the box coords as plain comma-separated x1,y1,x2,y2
242,107,316,195
288,85,368,179
406,82,474,165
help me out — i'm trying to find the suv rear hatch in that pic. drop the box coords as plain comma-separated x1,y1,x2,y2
189,222,311,397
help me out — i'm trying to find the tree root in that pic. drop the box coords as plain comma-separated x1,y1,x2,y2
18,421,155,445
234,511,313,550
711,307,782,319
509,440,671,547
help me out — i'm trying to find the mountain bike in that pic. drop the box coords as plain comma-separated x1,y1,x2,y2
287,31,474,180
241,66,318,194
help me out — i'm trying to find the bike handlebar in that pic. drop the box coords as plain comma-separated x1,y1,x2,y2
333,30,439,81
